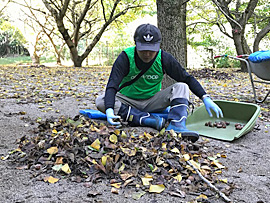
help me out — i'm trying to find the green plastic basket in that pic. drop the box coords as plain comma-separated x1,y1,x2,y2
186,100,261,141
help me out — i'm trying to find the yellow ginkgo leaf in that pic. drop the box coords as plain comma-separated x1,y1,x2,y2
120,147,136,156
109,134,118,144
211,161,225,169
90,159,98,165
111,187,119,194
144,132,153,140
47,147,58,155
183,154,190,161
156,156,164,166
170,147,180,153
201,165,212,171
162,143,167,150
61,163,71,174
111,182,121,188
152,165,158,172
90,139,101,150
118,163,125,173
197,194,208,199
101,155,107,166
219,178,228,183
52,129,57,134
121,131,127,138
77,124,84,128
173,174,182,182
44,176,59,184
149,184,165,193
132,191,146,200
141,177,153,186
144,174,153,178
190,160,200,169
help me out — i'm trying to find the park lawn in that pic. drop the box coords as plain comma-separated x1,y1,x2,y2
0,55,55,65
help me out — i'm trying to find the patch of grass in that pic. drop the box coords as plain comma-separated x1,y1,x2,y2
0,56,31,65
0,55,56,65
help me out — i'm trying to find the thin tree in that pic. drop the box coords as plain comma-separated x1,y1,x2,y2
22,0,65,65
211,0,270,71
42,0,145,67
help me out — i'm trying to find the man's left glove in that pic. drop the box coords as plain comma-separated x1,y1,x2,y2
203,97,223,118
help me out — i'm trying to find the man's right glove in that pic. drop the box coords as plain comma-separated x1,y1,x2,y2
106,108,121,126
203,97,223,118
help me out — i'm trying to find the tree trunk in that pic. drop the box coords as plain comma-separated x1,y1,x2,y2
157,0,187,89
232,32,248,72
253,23,270,52
212,0,259,72
31,53,40,64
70,53,83,67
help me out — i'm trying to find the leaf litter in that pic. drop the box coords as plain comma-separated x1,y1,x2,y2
5,115,235,201
1,66,268,201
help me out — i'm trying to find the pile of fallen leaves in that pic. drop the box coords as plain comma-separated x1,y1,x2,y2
4,115,233,200
189,68,234,80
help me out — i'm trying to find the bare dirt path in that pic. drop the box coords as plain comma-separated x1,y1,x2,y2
0,66,269,203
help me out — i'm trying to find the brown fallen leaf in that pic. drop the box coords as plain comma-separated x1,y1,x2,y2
44,176,59,184
120,172,134,181
111,187,119,194
123,178,134,187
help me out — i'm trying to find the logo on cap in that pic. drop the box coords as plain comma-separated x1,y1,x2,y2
143,34,153,42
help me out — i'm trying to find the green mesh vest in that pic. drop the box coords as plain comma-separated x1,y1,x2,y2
119,46,163,99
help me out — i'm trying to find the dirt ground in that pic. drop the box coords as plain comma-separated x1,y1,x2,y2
0,66,270,203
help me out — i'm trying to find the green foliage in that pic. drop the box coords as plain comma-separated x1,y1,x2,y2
215,48,240,68
248,3,270,41
0,19,26,44
0,55,55,65
0,18,28,56
188,34,220,49
187,0,270,59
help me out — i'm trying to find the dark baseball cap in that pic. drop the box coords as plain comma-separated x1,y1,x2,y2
134,24,162,52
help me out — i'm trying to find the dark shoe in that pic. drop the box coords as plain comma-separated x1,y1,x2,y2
166,121,199,142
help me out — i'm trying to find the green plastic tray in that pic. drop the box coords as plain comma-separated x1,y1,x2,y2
186,100,261,141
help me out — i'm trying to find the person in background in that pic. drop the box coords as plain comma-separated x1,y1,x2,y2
96,23,223,142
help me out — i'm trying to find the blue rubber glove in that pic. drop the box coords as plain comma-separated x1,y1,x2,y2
106,108,121,126
203,97,223,118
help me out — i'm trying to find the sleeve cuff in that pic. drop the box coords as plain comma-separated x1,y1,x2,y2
201,94,211,100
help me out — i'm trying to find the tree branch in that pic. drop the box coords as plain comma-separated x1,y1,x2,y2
212,0,243,30
186,160,232,203
80,2,143,61
42,0,76,56
59,0,70,19
253,21,270,52
101,0,107,22
216,22,232,38
73,0,94,46
0,0,12,15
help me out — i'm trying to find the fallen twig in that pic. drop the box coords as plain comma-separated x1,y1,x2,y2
186,160,232,203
